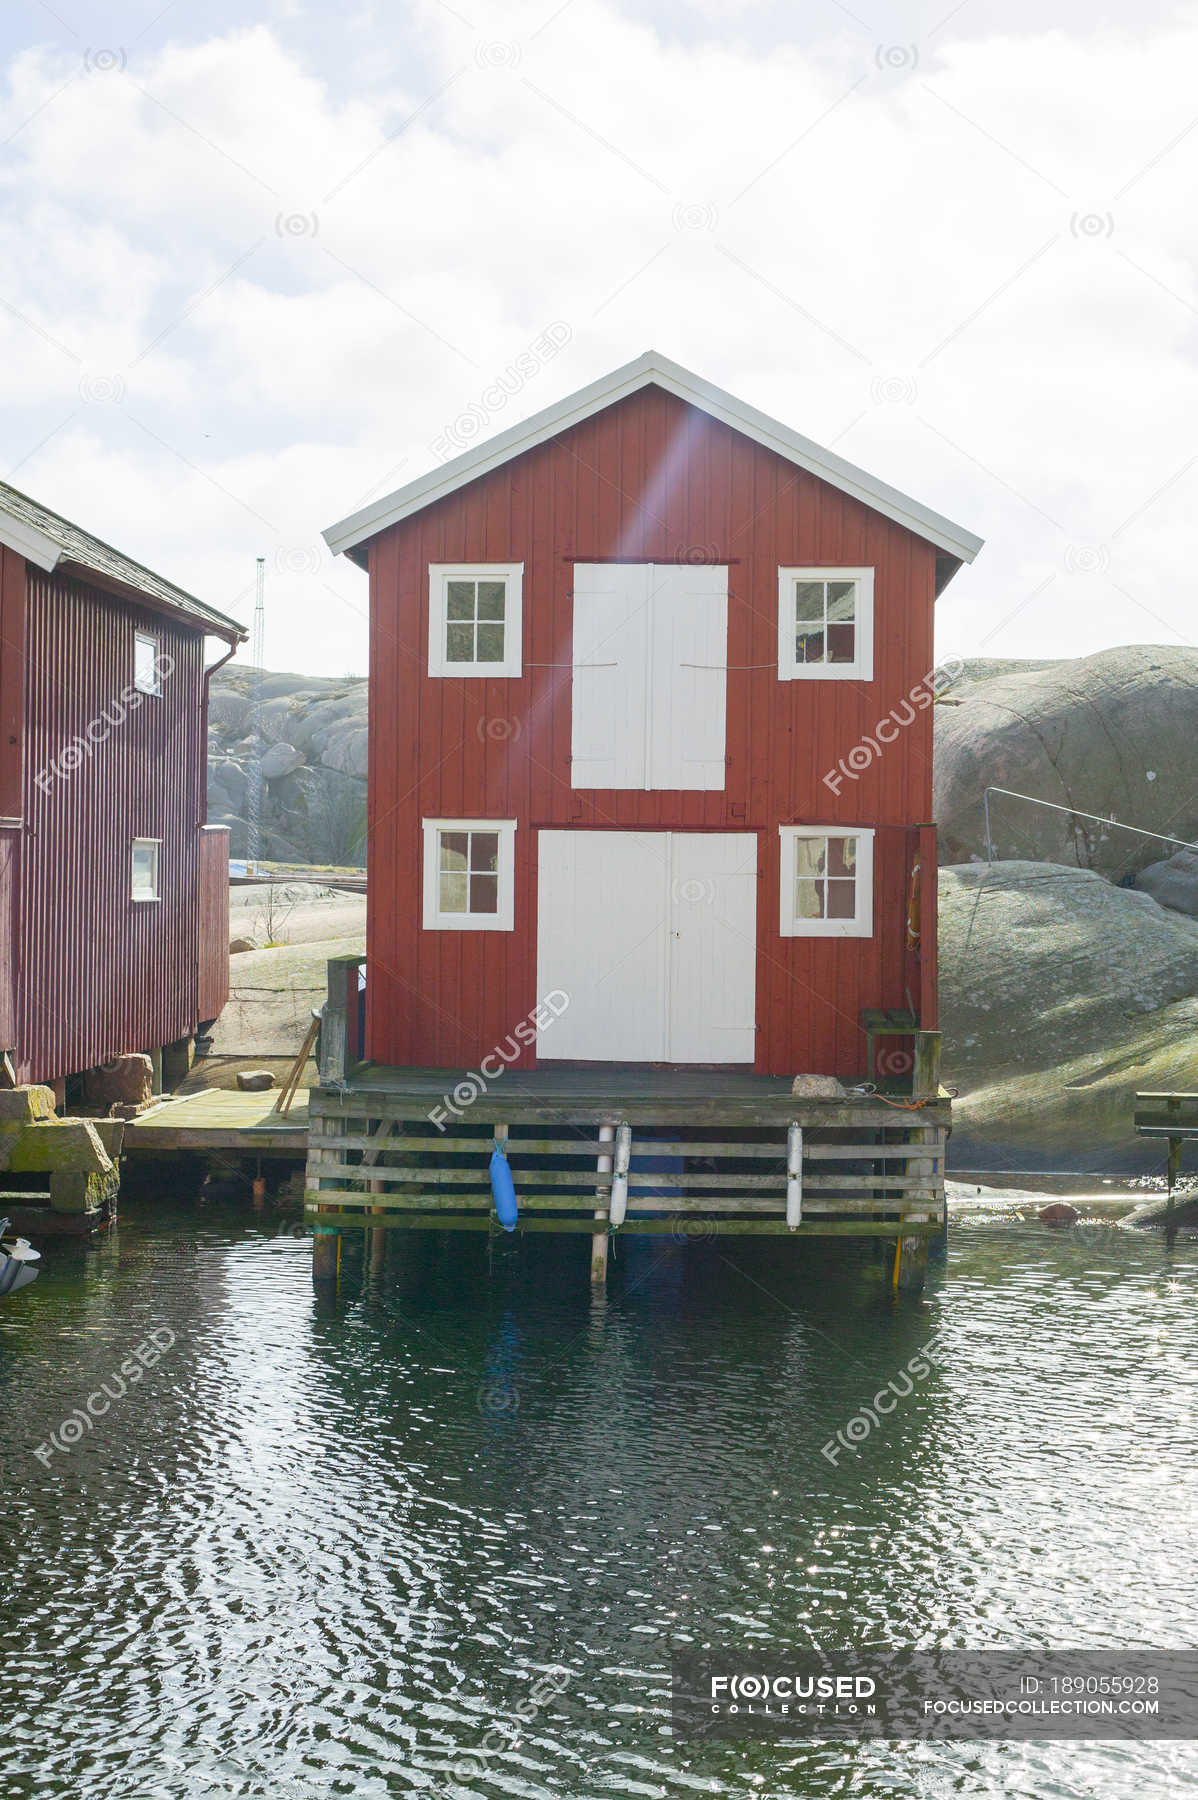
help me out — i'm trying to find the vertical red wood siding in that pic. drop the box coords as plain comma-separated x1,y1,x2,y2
16,570,208,1084
918,822,939,1031
366,386,939,1079
0,826,17,1053
0,546,24,1054
0,546,24,821
197,826,231,1023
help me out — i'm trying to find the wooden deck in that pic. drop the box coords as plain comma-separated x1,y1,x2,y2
1134,1091,1198,1200
326,1062,935,1122
305,1062,949,1291
122,1087,310,1156
307,966,947,1286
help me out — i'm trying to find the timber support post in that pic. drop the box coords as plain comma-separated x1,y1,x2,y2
312,1227,341,1283
318,954,366,1087
912,1030,942,1100
1166,1134,1182,1241
893,1231,930,1291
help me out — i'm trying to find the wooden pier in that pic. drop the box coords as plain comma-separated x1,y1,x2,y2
306,961,948,1289
121,1086,310,1158
1134,1091,1198,1212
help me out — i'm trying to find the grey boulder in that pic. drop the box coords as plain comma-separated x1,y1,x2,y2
935,646,1198,875
1137,849,1198,918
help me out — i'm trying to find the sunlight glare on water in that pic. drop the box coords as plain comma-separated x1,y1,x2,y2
1,1202,1196,1798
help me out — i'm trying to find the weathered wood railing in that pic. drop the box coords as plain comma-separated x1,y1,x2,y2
306,1116,947,1235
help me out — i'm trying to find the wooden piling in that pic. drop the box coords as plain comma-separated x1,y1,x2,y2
312,1227,340,1283
893,1231,930,1291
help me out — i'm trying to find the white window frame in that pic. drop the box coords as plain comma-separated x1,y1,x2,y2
428,563,523,679
777,567,874,681
134,630,162,695
778,826,874,938
422,818,517,931
131,837,161,902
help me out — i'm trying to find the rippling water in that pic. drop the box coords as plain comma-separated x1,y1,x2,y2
2,1199,1197,1798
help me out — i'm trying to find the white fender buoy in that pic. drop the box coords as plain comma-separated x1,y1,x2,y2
786,1122,803,1230
609,1123,633,1227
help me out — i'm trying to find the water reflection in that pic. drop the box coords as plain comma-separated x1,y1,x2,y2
1,1207,1196,1797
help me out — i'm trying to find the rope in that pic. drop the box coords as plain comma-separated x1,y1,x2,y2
844,1081,958,1111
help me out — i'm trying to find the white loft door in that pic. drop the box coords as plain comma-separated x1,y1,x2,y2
647,565,728,789
536,831,756,1063
570,563,727,790
570,565,651,791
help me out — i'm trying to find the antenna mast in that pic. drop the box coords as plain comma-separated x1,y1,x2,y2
246,557,265,873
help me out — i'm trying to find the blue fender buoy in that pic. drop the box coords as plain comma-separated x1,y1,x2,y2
490,1145,518,1232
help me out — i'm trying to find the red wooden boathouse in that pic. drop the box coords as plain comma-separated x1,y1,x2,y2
0,482,244,1094
306,353,980,1285
323,351,981,1080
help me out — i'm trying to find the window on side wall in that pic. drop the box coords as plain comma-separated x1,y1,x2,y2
422,819,516,930
777,568,874,680
778,827,874,938
134,631,162,695
131,838,160,901
428,565,523,678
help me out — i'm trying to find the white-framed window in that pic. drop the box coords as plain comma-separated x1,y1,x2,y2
422,818,516,930
428,564,523,678
131,838,160,901
777,567,874,680
134,631,162,695
778,826,874,938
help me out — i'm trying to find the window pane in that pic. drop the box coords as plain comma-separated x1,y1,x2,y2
132,843,157,896
469,831,499,872
134,635,159,691
795,877,824,919
826,580,856,620
475,580,506,621
446,581,475,621
445,622,474,662
470,872,499,913
794,581,824,623
826,622,856,663
796,628,826,664
826,836,857,878
439,831,469,870
826,879,856,919
439,871,468,913
793,837,828,879
475,623,505,663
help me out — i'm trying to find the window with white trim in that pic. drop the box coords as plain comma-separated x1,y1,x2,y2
134,631,162,695
428,564,523,678
777,567,873,680
131,838,160,901
422,819,516,930
778,827,873,938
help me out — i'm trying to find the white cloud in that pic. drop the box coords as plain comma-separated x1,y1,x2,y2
1,5,1197,671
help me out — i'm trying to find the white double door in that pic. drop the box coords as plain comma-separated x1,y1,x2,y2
536,831,757,1063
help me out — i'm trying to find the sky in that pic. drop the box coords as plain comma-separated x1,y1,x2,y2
2,0,1197,676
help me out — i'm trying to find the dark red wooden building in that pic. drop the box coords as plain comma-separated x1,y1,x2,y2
0,481,244,1092
324,352,982,1081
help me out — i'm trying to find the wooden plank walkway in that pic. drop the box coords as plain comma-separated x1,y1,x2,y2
122,1088,310,1155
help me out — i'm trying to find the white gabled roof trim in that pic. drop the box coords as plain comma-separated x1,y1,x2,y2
323,350,984,567
0,510,62,573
